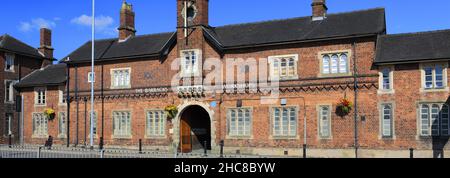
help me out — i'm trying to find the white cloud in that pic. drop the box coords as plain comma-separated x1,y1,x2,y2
71,15,115,35
19,18,56,32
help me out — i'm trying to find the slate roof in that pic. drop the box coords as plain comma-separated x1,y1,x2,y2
0,34,44,58
204,8,386,50
63,32,176,63
15,63,67,88
64,8,386,64
375,29,450,64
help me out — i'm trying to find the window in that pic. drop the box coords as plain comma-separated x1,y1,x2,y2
58,112,67,138
381,104,393,137
112,111,131,137
227,108,251,137
5,53,14,72
269,55,298,80
420,103,450,136
59,87,66,104
318,106,331,138
4,113,12,136
32,113,48,137
321,52,350,75
146,110,166,137
379,67,394,91
272,107,297,137
111,68,131,89
5,80,16,103
181,50,200,77
35,88,46,105
422,63,447,90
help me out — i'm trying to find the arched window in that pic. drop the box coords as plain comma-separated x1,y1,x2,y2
382,68,391,90
339,54,348,73
382,104,392,137
420,105,430,136
431,104,440,136
441,105,449,136
331,55,339,74
322,55,330,74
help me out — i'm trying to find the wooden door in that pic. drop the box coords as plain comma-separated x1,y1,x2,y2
180,119,192,153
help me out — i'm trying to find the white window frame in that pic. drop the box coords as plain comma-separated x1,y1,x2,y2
112,111,132,138
59,86,67,105
180,49,201,77
4,80,16,103
32,113,48,138
378,66,395,94
318,105,332,139
420,63,448,92
110,68,131,89
419,103,450,137
4,113,12,136
271,106,298,138
4,53,15,72
318,50,352,77
145,110,166,138
227,108,252,138
34,87,46,106
58,112,67,138
380,103,395,139
268,54,299,81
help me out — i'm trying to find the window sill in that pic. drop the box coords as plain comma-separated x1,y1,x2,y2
318,73,353,78
145,135,167,139
225,135,253,140
270,136,299,140
4,70,15,73
420,87,449,93
318,137,333,140
4,101,14,104
112,135,132,139
34,104,47,107
58,134,67,139
32,135,48,139
110,86,132,90
378,89,395,95
270,76,299,82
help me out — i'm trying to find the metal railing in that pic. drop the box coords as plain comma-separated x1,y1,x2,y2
0,145,265,159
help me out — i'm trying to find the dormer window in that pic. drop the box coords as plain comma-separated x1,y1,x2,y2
181,49,201,77
5,53,14,72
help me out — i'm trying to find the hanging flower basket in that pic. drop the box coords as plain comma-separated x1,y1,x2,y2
336,98,353,117
164,105,178,120
44,108,56,120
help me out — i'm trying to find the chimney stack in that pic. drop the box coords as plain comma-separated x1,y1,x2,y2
39,28,54,59
312,0,328,21
118,1,136,41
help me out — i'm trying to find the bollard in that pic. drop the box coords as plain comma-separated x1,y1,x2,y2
8,134,12,148
303,144,307,158
219,140,224,158
410,148,414,158
99,137,104,150
139,139,142,154
37,147,41,158
203,141,208,157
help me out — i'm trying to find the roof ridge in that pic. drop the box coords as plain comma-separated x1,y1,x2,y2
2,34,42,56
86,31,176,43
213,7,385,29
381,29,450,38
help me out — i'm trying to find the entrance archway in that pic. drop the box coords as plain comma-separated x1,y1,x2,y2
179,105,212,153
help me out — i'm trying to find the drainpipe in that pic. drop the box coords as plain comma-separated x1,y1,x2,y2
75,66,79,146
352,42,359,158
66,65,70,147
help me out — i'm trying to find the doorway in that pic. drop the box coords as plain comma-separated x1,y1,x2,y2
179,105,211,153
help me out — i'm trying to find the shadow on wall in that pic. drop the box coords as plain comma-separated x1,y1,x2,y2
431,96,450,158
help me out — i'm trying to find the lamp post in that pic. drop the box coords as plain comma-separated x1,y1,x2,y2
89,0,95,149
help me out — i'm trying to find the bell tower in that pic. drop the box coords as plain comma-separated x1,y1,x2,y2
177,0,209,50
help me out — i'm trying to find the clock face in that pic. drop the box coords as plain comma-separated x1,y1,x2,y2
182,2,197,21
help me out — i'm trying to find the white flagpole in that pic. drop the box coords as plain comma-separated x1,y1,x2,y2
90,0,95,149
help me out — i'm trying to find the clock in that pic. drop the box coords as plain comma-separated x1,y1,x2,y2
182,1,198,22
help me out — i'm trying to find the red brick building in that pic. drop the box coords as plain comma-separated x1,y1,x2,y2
0,29,54,144
15,0,450,158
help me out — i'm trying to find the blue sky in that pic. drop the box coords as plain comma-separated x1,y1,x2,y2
1,0,450,60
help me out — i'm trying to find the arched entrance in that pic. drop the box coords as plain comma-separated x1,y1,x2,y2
179,105,212,153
